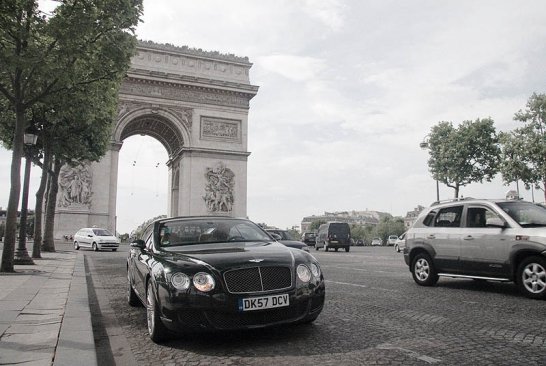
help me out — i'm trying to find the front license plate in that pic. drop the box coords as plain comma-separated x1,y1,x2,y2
330,240,338,243
238,294,289,312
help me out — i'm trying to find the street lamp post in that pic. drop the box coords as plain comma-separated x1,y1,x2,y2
420,137,440,203
14,128,38,265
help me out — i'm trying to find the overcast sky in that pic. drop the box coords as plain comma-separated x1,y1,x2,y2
2,1,546,234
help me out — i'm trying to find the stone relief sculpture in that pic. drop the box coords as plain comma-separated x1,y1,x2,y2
57,163,93,208
203,162,235,213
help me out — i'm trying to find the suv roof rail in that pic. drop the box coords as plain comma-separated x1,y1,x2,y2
430,197,476,206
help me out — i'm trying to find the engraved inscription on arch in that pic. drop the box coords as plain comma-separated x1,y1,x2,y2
200,117,241,143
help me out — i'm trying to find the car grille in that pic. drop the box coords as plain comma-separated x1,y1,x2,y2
223,266,292,294
205,301,308,329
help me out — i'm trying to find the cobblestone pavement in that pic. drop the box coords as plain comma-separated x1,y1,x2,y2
84,246,546,366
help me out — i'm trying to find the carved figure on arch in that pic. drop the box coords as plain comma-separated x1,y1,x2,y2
57,163,93,208
203,162,234,213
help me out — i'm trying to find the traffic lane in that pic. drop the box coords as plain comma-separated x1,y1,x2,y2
83,245,546,365
317,247,546,365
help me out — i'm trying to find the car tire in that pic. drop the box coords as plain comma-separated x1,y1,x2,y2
92,243,98,252
411,253,438,286
74,241,80,250
127,270,140,307
345,247,350,252
324,243,328,252
335,248,338,252
315,246,319,251
516,256,546,299
112,248,117,252
146,281,169,343
395,244,399,253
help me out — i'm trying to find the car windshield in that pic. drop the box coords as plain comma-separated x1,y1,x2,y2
158,218,273,247
92,229,113,236
496,201,546,227
329,223,350,235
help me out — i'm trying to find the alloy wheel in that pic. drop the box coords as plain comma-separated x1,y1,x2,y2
414,258,430,281
522,262,546,294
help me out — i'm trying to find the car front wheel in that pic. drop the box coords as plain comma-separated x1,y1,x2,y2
517,256,546,299
411,253,438,286
147,281,168,342
74,241,80,250
394,244,400,253
92,243,98,251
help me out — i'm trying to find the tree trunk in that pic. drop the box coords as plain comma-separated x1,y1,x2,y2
32,148,52,258
0,107,26,273
42,158,61,252
454,184,460,199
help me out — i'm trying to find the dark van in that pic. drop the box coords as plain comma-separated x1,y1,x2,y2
316,222,351,252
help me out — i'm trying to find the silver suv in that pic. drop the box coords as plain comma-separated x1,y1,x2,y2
404,198,546,299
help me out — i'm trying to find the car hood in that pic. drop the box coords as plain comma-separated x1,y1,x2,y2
162,241,296,271
97,235,119,242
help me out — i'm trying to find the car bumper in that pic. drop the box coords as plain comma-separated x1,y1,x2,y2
98,243,119,249
156,282,325,332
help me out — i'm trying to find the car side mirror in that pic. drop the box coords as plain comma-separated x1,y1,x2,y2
486,217,506,229
270,233,282,240
130,239,146,249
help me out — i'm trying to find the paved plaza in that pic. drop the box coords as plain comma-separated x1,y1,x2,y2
0,242,96,366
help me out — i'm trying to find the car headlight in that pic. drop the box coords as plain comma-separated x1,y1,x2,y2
193,272,215,292
171,272,190,290
297,264,311,282
310,263,321,278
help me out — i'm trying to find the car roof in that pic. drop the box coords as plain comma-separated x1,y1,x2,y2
429,198,522,209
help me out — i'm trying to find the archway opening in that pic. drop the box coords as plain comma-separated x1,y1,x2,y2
116,135,169,236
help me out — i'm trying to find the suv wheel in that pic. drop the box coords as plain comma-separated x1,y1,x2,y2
411,253,438,286
517,256,546,299
394,244,400,253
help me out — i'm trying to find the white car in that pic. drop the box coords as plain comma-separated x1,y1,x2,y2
73,227,120,251
386,235,398,246
394,232,406,253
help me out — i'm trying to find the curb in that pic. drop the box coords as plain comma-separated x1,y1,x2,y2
53,253,98,366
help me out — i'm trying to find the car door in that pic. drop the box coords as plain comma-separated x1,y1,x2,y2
460,204,510,277
82,229,92,247
429,205,464,273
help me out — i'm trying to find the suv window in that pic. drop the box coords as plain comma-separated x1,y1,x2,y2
434,205,463,227
423,210,437,226
466,206,497,228
328,223,350,235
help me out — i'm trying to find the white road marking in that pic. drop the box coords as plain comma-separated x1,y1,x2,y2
325,280,400,292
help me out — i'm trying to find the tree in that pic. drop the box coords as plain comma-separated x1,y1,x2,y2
501,93,546,201
426,118,500,198
309,220,326,231
0,0,143,272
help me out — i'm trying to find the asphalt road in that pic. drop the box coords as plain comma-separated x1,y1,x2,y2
83,245,546,366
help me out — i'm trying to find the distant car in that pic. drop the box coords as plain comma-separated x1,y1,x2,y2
127,216,325,342
394,233,406,253
355,239,364,246
73,227,120,251
266,229,310,252
315,222,351,252
386,235,398,246
371,237,382,246
301,232,317,246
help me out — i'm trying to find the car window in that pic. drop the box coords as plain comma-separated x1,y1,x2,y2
92,228,113,236
328,223,350,235
434,205,463,227
466,207,498,228
422,210,437,226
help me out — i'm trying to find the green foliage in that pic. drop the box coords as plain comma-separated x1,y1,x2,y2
427,118,500,198
309,220,327,231
132,215,167,239
500,93,546,200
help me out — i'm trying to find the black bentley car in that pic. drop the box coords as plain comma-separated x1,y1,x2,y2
127,216,325,342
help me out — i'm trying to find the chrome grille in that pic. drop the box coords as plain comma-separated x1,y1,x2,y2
224,266,292,294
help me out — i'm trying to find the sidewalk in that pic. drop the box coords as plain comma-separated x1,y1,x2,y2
0,242,97,366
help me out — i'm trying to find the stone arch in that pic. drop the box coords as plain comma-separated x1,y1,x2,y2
53,41,258,239
114,106,192,156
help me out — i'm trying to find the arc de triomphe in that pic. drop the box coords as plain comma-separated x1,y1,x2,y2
54,41,259,238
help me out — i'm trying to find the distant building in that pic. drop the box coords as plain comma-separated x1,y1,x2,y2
404,205,425,229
